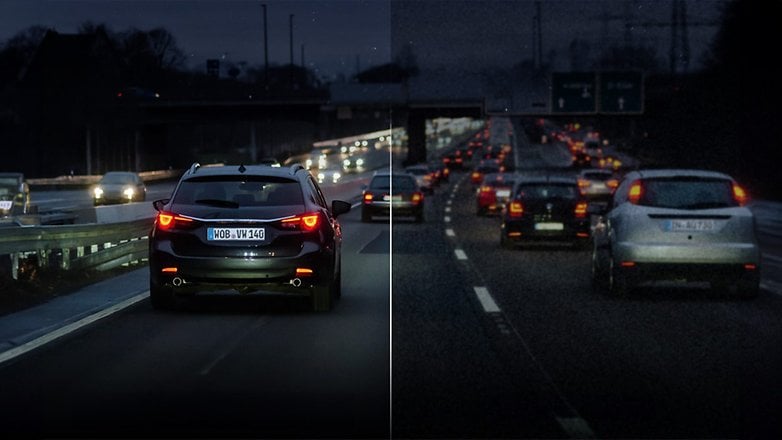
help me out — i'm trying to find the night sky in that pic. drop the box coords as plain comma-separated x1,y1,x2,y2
1,0,727,78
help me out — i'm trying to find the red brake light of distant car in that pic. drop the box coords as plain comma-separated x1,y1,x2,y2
156,212,194,231
509,201,524,218
281,213,320,231
606,179,619,189
577,179,590,188
443,157,451,164
479,185,493,193
575,202,588,218
161,267,178,273
443,168,450,176
363,193,373,204
411,192,423,204
733,184,748,206
471,172,481,180
628,181,643,204
744,263,757,271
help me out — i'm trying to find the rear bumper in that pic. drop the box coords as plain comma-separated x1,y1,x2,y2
614,241,760,265
363,201,422,217
503,218,590,241
150,240,333,293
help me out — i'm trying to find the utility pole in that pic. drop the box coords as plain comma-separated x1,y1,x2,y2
262,3,268,87
289,14,294,66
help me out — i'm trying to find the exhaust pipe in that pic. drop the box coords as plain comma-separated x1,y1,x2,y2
172,277,184,287
290,278,302,287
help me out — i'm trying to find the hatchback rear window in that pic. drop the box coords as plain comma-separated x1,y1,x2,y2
370,176,417,191
637,178,737,209
174,176,303,207
581,172,613,181
517,183,578,199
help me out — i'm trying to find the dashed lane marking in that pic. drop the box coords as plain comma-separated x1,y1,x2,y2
444,216,451,223
473,286,501,313
454,249,468,260
445,228,455,237
445,207,452,213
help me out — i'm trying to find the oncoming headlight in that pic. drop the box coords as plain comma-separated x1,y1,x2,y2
93,187,104,198
123,187,135,198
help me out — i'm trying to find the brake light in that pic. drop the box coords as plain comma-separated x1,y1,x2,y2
744,263,757,271
509,201,524,218
363,193,373,204
296,267,314,277
621,261,636,267
606,179,619,189
156,212,194,231
411,192,423,204
577,179,590,188
471,172,481,181
281,212,320,231
575,202,588,218
733,184,748,206
479,185,493,193
628,181,643,204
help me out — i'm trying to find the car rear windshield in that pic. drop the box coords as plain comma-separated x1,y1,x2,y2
638,177,738,209
406,168,428,175
370,176,417,191
174,176,303,207
581,172,613,181
517,183,578,199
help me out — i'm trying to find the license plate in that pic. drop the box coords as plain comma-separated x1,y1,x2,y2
496,189,510,198
207,227,265,241
666,219,716,232
535,222,564,231
0,201,12,210
383,195,402,201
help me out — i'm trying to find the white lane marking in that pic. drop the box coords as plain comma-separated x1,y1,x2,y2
351,201,362,209
444,216,451,223
556,417,596,439
473,286,500,313
445,228,455,237
200,316,270,376
445,207,452,213
446,200,452,206
761,280,782,296
0,292,148,366
454,249,468,260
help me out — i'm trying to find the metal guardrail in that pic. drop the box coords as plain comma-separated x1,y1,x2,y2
0,218,153,280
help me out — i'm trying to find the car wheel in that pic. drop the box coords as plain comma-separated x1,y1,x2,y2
311,284,332,312
500,231,514,250
150,281,176,310
415,211,424,223
608,258,628,297
737,278,760,299
331,266,342,300
591,248,609,293
361,208,371,223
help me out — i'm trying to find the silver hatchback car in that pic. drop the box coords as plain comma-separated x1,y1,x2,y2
591,169,760,297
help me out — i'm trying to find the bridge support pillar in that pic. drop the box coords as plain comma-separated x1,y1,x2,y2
405,110,427,166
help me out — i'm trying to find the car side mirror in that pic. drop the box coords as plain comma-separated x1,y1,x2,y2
331,200,351,218
152,199,170,212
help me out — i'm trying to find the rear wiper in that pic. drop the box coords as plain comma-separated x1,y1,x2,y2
194,199,239,208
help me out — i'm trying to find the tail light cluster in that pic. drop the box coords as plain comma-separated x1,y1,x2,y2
280,213,321,232
733,183,748,206
363,193,374,204
509,201,524,218
411,192,424,205
628,180,643,204
574,202,588,218
156,212,196,231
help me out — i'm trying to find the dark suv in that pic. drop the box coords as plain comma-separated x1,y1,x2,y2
149,163,351,311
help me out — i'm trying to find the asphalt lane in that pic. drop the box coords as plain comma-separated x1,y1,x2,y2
0,205,390,438
444,162,782,438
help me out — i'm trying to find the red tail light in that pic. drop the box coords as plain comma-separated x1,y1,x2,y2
156,212,194,231
509,201,524,218
577,179,590,188
733,183,748,206
479,185,493,193
575,202,588,218
411,192,423,205
281,212,321,231
606,179,619,189
471,172,481,181
628,181,643,204
363,193,373,204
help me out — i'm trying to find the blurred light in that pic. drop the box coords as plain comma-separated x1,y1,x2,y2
93,187,103,198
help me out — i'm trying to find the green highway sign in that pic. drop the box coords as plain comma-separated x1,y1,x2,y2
550,72,597,114
599,71,644,114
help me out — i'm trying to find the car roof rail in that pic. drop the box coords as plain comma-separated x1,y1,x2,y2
288,163,305,175
187,162,201,174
